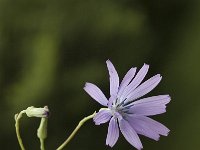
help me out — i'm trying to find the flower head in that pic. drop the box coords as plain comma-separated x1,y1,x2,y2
84,60,170,149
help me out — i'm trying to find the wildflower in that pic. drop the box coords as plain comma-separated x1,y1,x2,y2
84,60,170,149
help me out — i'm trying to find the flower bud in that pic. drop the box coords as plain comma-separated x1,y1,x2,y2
25,106,49,118
37,116,48,140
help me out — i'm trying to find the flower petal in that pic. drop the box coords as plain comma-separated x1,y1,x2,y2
128,105,166,116
127,116,160,141
106,60,119,97
141,116,170,136
106,117,119,147
120,64,149,100
126,95,170,116
118,67,137,99
119,118,143,150
132,95,171,106
108,95,117,108
84,82,108,106
93,109,112,125
128,116,169,137
126,74,162,102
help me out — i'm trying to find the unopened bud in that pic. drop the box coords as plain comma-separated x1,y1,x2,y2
25,106,49,118
37,116,48,140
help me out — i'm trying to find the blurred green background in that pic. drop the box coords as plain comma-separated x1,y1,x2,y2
0,0,200,149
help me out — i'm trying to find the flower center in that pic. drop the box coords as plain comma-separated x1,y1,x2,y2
111,103,126,118
110,98,133,118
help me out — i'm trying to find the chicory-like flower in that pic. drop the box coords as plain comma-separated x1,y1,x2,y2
84,60,170,149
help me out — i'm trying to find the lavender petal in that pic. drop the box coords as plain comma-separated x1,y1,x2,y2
127,116,160,141
106,117,119,147
84,82,108,106
108,95,117,108
128,95,170,116
137,116,170,136
120,64,149,101
128,105,166,116
132,95,171,106
106,60,119,97
119,118,143,150
93,109,112,125
118,67,137,99
126,74,162,102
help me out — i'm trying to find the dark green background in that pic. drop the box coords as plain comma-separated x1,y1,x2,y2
0,0,200,149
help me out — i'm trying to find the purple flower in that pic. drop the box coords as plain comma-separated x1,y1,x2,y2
84,60,170,150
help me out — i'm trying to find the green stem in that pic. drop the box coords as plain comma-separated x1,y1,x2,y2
56,112,96,150
15,110,26,150
40,138,45,150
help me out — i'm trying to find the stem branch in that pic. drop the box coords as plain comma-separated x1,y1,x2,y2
15,110,26,150
56,112,96,150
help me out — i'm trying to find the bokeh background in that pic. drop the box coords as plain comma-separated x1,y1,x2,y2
0,0,200,149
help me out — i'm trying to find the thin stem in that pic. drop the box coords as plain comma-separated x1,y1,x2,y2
56,112,96,150
40,139,45,150
37,115,48,150
15,110,26,150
